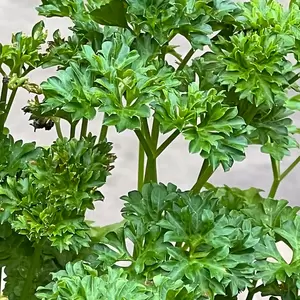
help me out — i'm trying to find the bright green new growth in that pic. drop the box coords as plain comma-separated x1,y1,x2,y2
1,0,300,299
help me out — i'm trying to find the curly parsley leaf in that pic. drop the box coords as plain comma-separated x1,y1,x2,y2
0,136,115,253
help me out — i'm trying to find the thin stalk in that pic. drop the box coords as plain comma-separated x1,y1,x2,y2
99,125,108,142
280,156,300,181
0,77,9,134
268,156,280,198
99,114,108,142
138,142,145,191
144,119,160,183
70,122,77,139
288,73,300,85
151,118,160,148
177,48,195,72
169,51,183,63
3,89,18,124
191,159,214,194
168,31,177,43
20,243,42,300
141,118,152,147
268,155,300,198
0,67,6,77
54,119,63,139
80,118,88,138
243,105,257,125
246,284,262,300
20,66,34,77
156,130,180,158
134,130,154,158
144,156,157,183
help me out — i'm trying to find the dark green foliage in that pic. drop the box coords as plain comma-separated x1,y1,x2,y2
0,135,115,253
35,0,300,170
37,183,300,299
0,136,115,299
2,0,300,299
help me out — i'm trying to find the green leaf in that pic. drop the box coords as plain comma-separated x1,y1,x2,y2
0,135,41,182
89,220,126,243
90,0,128,28
248,105,297,160
275,216,300,262
254,235,296,284
81,33,180,132
206,29,294,107
41,64,101,121
36,264,151,300
122,183,259,295
0,136,115,253
286,94,300,110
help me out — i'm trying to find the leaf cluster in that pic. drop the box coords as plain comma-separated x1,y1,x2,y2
38,183,300,299
0,135,115,253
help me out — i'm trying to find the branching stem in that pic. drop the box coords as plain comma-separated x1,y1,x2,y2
144,119,160,183
268,155,300,198
156,130,180,158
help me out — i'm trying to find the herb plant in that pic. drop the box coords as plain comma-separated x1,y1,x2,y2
1,0,300,299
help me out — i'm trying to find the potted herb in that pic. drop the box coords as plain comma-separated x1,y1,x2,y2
1,0,300,299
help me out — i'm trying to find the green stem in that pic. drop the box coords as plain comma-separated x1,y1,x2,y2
288,73,300,85
141,118,152,147
0,77,9,134
243,104,257,125
138,142,145,191
156,130,180,158
144,119,160,183
144,156,157,183
3,89,18,124
280,156,300,181
169,51,183,63
268,155,300,198
151,118,160,148
134,130,153,158
268,156,280,198
177,48,195,72
191,159,214,194
20,243,42,300
0,67,6,77
99,125,108,142
246,283,262,300
54,119,63,139
80,118,88,138
99,114,108,142
20,66,34,77
70,122,77,139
